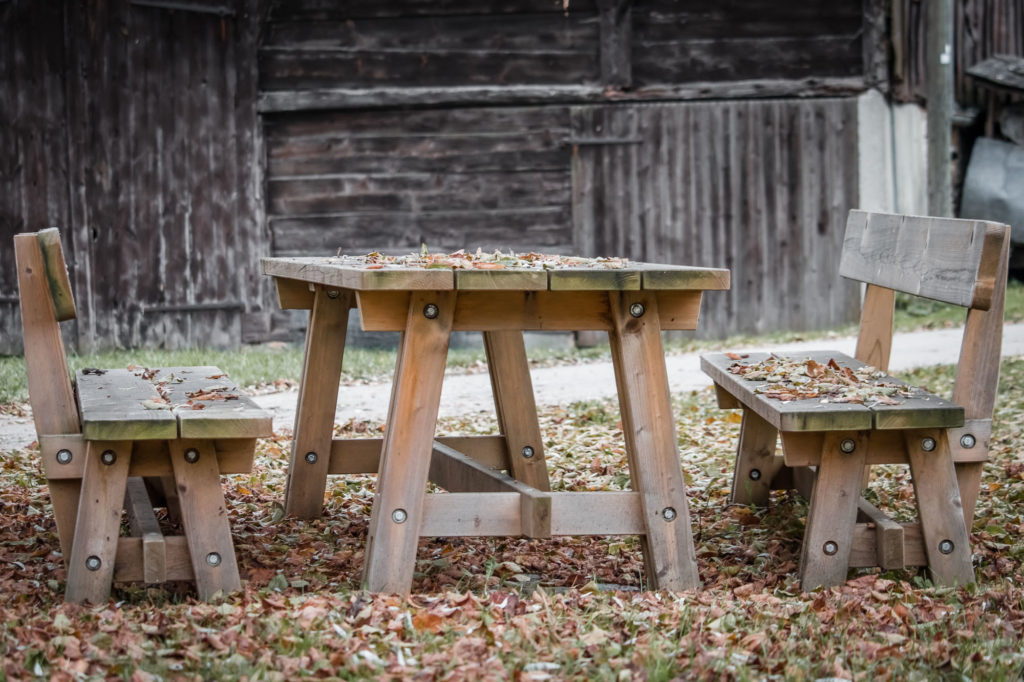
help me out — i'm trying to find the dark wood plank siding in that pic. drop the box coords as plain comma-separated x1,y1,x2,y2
631,1,865,86
572,99,861,337
265,107,575,255
0,0,265,352
892,0,1024,106
260,0,601,91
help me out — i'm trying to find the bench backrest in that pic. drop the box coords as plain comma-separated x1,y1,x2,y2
840,210,1010,424
14,229,81,437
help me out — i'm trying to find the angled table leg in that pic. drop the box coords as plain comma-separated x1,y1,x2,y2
285,287,352,519
906,430,974,586
169,439,242,600
363,290,455,594
483,330,550,491
731,408,781,507
609,291,700,591
66,440,133,604
799,432,868,591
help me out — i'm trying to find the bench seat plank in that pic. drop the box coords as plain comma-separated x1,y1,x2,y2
77,367,272,441
701,351,964,432
77,370,178,441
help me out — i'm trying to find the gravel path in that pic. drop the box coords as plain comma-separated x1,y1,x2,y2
3,323,1022,450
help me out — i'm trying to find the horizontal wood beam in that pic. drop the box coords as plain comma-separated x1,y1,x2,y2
40,435,255,479
420,491,643,537
113,536,195,583
780,423,989,468
429,442,550,538
849,521,926,568
356,290,701,332
856,497,905,570
326,435,510,475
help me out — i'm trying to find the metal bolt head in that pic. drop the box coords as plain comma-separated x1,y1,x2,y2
392,508,408,524
423,303,439,319
304,451,318,464
85,555,102,571
326,289,340,299
938,539,955,555
749,468,762,481
822,541,839,556
662,507,677,522
921,437,937,452
629,302,646,318
206,552,222,567
960,433,976,449
521,446,535,459
100,450,117,466
56,449,73,465
840,439,856,454
184,448,200,464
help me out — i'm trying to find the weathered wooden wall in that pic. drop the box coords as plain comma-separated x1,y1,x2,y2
572,99,862,336
892,0,1024,107
0,0,265,353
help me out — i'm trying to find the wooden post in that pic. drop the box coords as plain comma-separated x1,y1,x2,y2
285,286,351,519
926,0,953,217
609,291,700,590
65,441,132,604
168,439,243,599
799,432,868,591
363,291,454,594
731,409,781,507
483,330,550,491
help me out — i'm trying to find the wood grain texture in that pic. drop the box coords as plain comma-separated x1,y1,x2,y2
113,536,195,583
168,439,243,600
275,277,316,310
849,522,927,569
730,409,781,507
905,430,974,586
14,233,81,560
327,435,510,475
76,370,177,441
363,290,454,594
285,288,351,518
263,257,455,291
854,284,895,370
123,477,166,584
158,366,272,440
36,229,76,321
65,441,132,604
609,290,699,590
702,351,964,432
798,432,868,591
484,331,550,491
839,211,1008,309
856,497,905,570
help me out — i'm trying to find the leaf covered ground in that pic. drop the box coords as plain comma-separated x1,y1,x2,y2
1,359,1023,680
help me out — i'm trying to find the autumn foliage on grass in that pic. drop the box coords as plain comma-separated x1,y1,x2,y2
2,360,1023,680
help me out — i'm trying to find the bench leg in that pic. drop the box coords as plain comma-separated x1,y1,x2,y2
799,432,867,591
906,431,974,586
66,441,132,604
955,462,983,530
49,479,82,564
731,408,781,507
286,287,352,519
609,291,700,591
168,439,242,600
363,291,454,594
483,330,550,491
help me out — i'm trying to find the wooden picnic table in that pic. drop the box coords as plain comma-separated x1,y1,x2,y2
262,252,729,594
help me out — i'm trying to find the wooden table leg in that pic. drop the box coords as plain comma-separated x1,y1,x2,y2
66,441,132,604
799,432,868,591
169,439,242,600
906,430,974,586
363,290,454,594
285,287,352,519
483,330,550,491
731,408,782,507
609,291,700,591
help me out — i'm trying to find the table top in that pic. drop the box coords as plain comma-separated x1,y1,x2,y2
262,253,730,292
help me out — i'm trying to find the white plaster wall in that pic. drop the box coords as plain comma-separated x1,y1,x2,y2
857,89,929,215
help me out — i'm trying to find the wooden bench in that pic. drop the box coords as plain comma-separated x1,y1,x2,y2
15,229,273,603
701,210,1011,590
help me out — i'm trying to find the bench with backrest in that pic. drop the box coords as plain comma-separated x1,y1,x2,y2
701,210,1011,590
15,228,273,603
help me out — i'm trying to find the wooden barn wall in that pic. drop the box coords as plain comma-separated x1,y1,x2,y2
0,0,265,353
573,99,862,337
892,0,1024,107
